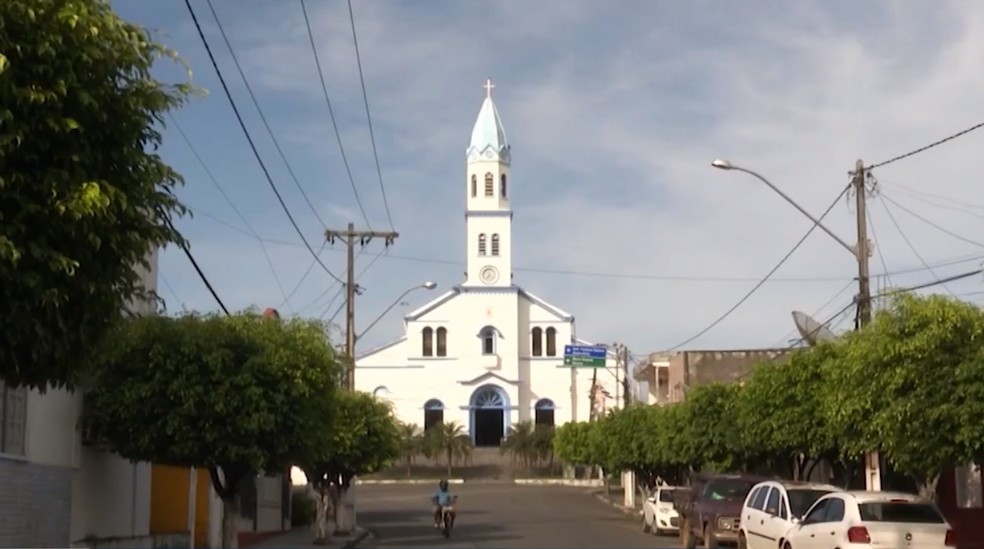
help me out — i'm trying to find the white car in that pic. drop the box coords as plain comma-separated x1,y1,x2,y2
642,485,679,536
783,491,957,549
739,480,840,549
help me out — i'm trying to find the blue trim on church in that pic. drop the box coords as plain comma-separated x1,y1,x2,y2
465,211,513,219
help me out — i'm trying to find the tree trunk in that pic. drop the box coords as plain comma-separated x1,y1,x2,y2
805,459,821,481
313,483,330,543
406,457,412,478
918,472,942,504
334,485,357,534
221,497,240,549
446,447,453,478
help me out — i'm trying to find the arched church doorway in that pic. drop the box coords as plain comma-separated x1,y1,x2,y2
470,385,507,447
534,398,555,427
423,399,444,432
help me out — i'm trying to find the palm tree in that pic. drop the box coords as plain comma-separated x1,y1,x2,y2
500,421,536,467
426,421,472,477
398,422,423,478
532,424,556,470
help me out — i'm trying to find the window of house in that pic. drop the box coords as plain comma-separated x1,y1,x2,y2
422,327,434,357
470,175,477,197
478,234,487,256
0,380,27,456
424,399,444,431
534,399,555,427
484,173,494,196
436,327,448,357
480,327,496,355
545,327,557,356
531,327,543,356
955,463,983,508
500,174,507,198
491,234,500,256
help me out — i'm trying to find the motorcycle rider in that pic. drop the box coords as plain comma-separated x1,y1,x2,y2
431,479,456,528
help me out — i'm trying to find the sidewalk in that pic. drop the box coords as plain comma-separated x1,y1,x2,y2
245,526,371,549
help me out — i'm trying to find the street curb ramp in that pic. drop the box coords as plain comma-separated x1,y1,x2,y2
591,489,643,518
341,527,373,549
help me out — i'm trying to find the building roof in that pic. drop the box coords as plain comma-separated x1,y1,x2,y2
466,79,510,162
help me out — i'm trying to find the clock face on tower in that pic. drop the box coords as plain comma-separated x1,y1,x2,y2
479,265,499,285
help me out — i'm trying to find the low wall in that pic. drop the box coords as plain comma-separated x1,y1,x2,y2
73,531,189,549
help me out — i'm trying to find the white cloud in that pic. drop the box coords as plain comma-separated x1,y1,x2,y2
152,0,984,357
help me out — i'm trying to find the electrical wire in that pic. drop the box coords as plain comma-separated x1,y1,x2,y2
202,0,342,231
771,279,855,347
661,184,851,352
158,272,184,313
866,120,984,170
876,193,955,296
183,0,345,285
168,113,295,313
182,201,984,284
346,0,395,231
300,0,372,229
165,218,230,315
320,249,387,322
879,192,984,249
881,179,984,211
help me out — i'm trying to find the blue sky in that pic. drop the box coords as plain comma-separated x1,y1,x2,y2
115,0,984,357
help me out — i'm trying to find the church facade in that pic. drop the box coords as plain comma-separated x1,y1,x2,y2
354,80,618,447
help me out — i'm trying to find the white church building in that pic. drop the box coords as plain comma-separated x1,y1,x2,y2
354,80,620,447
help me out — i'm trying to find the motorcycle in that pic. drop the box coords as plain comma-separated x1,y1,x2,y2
438,495,458,538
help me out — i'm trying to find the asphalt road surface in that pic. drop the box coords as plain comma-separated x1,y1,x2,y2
355,483,681,548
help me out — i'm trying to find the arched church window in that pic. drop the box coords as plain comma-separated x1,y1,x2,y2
478,233,487,256
531,327,543,357
424,399,444,431
436,327,448,357
480,327,496,355
470,174,477,197
546,327,557,356
491,234,500,256
484,173,494,196
501,174,507,198
535,398,555,427
422,327,434,357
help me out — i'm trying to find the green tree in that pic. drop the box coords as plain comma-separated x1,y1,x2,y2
304,390,401,539
397,422,423,478
675,383,748,473
500,420,536,466
83,312,339,548
736,343,848,480
423,421,473,477
553,421,597,467
824,293,984,499
0,0,193,390
531,424,556,469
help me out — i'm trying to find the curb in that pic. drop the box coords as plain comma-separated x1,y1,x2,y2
513,478,604,487
593,491,643,517
356,478,464,485
341,527,372,549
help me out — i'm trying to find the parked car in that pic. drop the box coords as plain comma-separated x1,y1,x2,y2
783,491,957,549
738,480,840,549
642,485,679,536
675,472,768,548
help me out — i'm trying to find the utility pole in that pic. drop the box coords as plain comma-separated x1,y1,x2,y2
622,346,632,407
853,159,880,492
325,223,399,391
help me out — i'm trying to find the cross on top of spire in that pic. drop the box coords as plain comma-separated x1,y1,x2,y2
483,78,495,99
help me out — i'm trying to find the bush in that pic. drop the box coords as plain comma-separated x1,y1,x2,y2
291,490,315,527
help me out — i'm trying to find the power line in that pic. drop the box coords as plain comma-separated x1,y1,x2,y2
662,184,851,352
879,192,984,249
183,0,345,285
882,180,984,211
321,249,386,323
168,113,295,313
771,279,855,347
165,218,230,316
181,201,984,283
299,0,372,230
202,0,341,231
158,272,184,313
346,0,395,231
866,120,984,170
875,193,955,296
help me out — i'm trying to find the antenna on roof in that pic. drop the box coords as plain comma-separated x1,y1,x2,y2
791,311,836,347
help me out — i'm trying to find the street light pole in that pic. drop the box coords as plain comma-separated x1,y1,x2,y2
712,158,878,490
355,281,437,344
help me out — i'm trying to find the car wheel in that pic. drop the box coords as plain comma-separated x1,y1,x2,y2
703,524,719,549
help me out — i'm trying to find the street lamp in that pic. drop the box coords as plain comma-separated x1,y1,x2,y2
711,158,879,490
355,281,437,344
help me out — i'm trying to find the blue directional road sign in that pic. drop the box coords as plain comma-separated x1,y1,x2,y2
563,344,607,368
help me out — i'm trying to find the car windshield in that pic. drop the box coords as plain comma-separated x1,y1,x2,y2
704,480,754,501
659,490,675,503
857,502,945,524
787,489,833,517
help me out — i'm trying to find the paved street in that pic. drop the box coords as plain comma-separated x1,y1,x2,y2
355,484,679,548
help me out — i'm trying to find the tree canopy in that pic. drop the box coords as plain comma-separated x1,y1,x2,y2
553,292,984,496
0,0,192,389
83,312,340,498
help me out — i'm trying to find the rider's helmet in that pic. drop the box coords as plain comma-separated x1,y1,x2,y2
439,479,449,491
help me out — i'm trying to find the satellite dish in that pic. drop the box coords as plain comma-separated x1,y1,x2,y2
792,311,837,346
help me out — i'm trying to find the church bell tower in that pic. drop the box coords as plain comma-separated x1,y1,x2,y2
464,79,513,288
